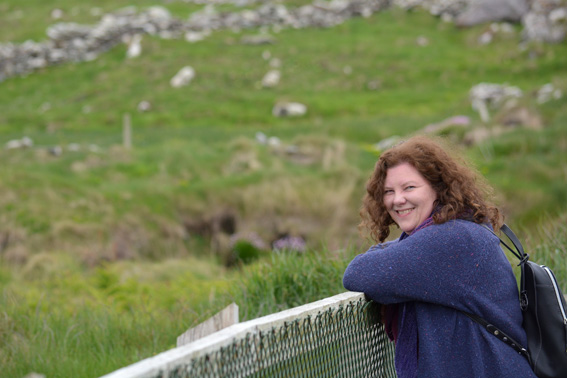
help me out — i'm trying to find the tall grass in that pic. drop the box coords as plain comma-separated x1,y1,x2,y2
228,249,356,321
2,231,567,377
0,248,354,378
0,256,233,378
530,214,567,291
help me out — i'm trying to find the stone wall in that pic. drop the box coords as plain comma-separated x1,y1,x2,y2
1,0,565,83
0,0,390,82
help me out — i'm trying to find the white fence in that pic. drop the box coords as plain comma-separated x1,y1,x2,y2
100,291,396,378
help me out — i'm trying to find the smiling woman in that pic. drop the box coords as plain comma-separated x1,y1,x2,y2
383,162,437,234
360,135,502,243
343,136,536,378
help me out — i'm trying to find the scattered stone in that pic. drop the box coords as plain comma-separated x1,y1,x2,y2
5,136,33,150
536,83,563,104
22,372,46,378
51,9,64,20
137,100,152,112
48,145,63,156
272,102,307,117
125,34,142,59
469,82,523,122
255,131,268,144
455,0,529,27
5,140,22,150
343,65,353,75
267,136,281,147
393,0,468,20
262,69,280,88
185,30,210,43
478,30,493,45
170,66,195,88
522,5,567,43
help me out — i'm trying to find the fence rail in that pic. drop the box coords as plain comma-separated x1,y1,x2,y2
100,292,396,378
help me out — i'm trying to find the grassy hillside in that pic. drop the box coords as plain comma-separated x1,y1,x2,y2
1,1,567,377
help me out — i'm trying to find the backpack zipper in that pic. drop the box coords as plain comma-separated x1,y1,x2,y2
541,266,567,352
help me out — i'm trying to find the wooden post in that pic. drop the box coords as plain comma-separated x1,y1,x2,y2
123,113,132,149
176,302,239,347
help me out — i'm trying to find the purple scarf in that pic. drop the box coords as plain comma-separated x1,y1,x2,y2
384,215,436,378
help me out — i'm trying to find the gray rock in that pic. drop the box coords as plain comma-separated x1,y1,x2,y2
22,373,46,378
170,66,196,88
469,82,523,122
522,6,567,43
5,137,33,150
455,0,530,27
262,70,280,88
536,83,563,104
272,102,307,117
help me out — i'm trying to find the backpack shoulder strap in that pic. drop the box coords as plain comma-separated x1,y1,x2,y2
461,311,531,363
483,223,529,310
500,224,529,264
482,223,528,264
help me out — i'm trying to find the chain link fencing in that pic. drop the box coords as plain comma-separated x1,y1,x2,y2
101,292,397,378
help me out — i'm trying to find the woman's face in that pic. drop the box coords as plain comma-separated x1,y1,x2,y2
383,162,437,234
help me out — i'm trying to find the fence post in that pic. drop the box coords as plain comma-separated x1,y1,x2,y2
177,302,239,347
123,113,132,149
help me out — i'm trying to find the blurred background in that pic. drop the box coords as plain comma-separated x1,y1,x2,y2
1,0,566,377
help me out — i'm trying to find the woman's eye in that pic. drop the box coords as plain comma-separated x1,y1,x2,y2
405,186,415,190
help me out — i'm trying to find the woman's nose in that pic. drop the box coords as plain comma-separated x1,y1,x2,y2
393,192,406,205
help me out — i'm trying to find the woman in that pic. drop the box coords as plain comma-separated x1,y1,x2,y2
343,136,535,378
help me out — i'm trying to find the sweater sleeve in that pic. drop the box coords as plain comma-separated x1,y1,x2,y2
343,221,492,309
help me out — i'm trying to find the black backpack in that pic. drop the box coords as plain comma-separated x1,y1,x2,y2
463,224,567,378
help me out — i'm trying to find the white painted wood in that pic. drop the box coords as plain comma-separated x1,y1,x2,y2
176,302,239,347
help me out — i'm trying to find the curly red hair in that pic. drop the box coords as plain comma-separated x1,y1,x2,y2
361,135,502,242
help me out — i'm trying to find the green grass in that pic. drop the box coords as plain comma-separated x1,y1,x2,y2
1,2,567,377
0,255,233,378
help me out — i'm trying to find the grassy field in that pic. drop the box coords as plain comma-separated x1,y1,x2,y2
1,1,567,377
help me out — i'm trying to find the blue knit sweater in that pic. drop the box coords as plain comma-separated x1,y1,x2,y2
343,220,536,378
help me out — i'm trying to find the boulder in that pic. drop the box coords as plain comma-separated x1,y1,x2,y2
455,0,530,27
522,6,567,43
